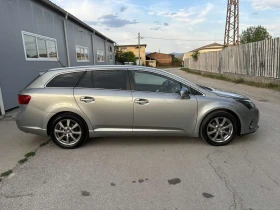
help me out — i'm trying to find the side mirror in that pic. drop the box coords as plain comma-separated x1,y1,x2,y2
180,87,190,99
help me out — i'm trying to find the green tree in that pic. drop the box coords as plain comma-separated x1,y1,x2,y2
115,48,124,63
122,51,137,63
171,54,181,62
191,51,200,61
240,25,272,44
115,50,136,63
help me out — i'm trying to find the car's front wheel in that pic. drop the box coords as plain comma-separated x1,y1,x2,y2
200,111,237,146
50,113,88,149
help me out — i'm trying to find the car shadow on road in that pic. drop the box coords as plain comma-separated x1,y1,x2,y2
82,136,205,148
79,132,260,148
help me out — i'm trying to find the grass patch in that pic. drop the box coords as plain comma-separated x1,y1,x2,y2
18,158,28,164
181,68,280,91
24,151,36,158
40,140,50,147
1,169,13,177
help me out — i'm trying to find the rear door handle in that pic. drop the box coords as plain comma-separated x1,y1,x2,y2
135,98,149,105
80,96,95,103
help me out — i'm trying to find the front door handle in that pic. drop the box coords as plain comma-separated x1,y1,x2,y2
135,98,149,105
80,96,95,103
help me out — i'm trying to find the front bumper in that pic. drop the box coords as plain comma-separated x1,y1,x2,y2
239,107,259,135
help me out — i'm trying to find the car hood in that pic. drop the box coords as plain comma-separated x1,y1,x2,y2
198,85,248,100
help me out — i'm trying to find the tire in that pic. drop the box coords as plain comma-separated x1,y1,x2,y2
200,111,237,146
50,113,89,149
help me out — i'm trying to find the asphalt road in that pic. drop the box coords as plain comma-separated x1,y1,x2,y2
1,68,280,210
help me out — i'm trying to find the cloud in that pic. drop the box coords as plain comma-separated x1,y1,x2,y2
153,21,160,25
86,14,138,28
85,20,98,25
120,6,127,12
251,0,280,10
148,3,214,25
50,0,224,53
150,27,161,31
164,22,169,26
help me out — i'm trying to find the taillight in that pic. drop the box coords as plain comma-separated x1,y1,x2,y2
18,94,31,105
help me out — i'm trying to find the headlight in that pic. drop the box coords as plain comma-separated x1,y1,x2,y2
237,99,255,110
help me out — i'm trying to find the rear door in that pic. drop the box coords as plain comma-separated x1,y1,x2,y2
74,69,133,134
130,70,198,134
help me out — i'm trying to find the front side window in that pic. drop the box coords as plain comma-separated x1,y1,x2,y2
76,46,89,62
22,31,58,60
46,72,84,87
132,71,181,93
97,50,104,62
77,70,127,90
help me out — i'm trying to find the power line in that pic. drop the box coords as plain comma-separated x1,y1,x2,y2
143,37,223,41
114,38,137,41
114,37,223,42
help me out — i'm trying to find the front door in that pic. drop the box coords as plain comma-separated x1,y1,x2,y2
74,70,133,134
130,70,198,134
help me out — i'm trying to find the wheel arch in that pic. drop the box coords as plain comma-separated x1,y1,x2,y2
47,111,89,136
198,108,242,136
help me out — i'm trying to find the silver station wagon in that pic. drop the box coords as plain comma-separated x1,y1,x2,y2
16,66,259,149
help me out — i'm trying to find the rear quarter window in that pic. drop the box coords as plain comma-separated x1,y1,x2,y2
46,72,85,87
76,70,127,90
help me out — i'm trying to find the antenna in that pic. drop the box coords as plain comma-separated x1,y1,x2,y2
224,0,239,46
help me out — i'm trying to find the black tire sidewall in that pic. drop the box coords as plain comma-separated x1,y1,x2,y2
200,111,237,146
50,114,88,149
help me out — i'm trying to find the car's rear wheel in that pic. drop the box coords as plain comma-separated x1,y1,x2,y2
200,111,237,146
50,114,88,149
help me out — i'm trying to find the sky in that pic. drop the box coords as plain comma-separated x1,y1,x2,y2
51,0,280,54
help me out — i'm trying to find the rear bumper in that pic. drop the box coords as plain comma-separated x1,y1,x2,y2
240,107,259,135
16,105,48,136
16,124,48,136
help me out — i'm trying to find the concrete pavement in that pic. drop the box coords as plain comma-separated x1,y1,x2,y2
1,68,280,210
0,120,49,175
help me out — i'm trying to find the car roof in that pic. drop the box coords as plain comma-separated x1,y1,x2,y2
48,65,159,72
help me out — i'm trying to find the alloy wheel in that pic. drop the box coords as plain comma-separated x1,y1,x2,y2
54,119,82,146
207,117,233,143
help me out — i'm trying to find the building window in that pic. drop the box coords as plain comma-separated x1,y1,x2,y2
22,31,58,61
76,46,89,62
120,47,127,50
97,50,104,62
108,45,113,52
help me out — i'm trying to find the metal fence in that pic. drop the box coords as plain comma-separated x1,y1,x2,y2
184,38,280,79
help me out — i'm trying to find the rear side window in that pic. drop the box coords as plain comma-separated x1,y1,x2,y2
46,72,84,87
77,70,127,90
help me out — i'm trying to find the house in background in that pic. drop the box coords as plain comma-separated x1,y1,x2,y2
116,44,147,65
146,52,172,66
0,0,115,111
183,43,224,61
145,56,156,67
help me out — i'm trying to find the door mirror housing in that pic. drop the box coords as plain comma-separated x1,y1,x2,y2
180,87,190,99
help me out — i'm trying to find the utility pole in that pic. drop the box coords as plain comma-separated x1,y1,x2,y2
138,32,141,65
224,0,239,46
